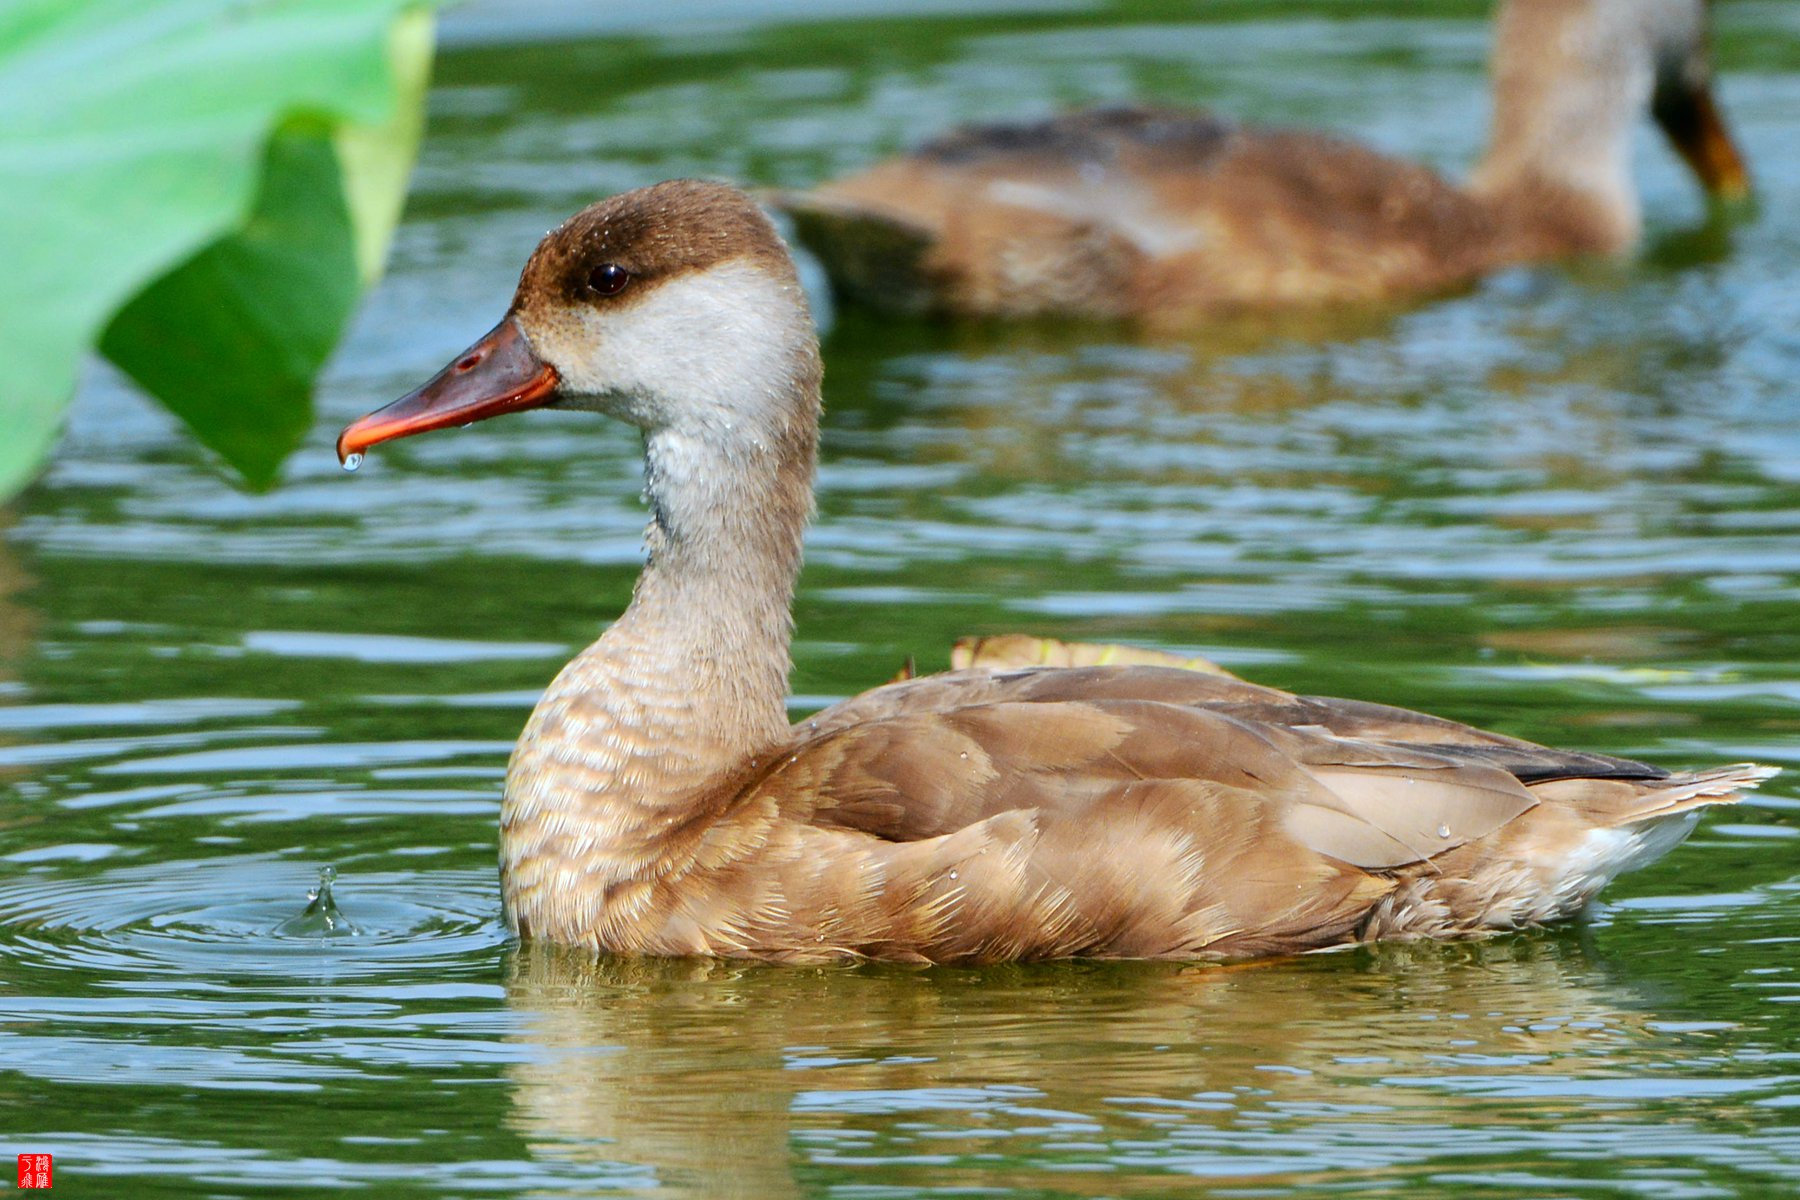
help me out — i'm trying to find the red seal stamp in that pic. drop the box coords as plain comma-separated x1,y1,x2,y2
16,1155,51,1189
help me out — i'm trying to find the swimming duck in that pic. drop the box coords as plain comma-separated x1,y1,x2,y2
338,180,1773,962
775,0,1751,324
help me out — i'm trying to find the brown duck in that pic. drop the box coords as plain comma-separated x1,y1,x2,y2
775,0,1752,324
338,180,1774,963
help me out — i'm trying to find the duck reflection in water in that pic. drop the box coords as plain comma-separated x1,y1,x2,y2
502,936,1709,1197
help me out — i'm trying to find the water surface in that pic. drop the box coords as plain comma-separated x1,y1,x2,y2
4,1,1800,1195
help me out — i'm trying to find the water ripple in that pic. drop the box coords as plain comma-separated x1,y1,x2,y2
0,857,507,982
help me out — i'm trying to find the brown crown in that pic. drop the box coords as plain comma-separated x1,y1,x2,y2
512,179,796,311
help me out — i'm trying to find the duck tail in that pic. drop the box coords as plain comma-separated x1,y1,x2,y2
766,190,940,315
1614,762,1780,825
1523,763,1778,891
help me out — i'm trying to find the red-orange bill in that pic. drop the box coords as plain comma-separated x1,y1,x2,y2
337,317,560,465
1654,83,1752,202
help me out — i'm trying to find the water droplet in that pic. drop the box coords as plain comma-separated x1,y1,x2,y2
341,452,364,472
959,752,969,760
948,870,959,881
1437,824,1451,838
274,865,361,937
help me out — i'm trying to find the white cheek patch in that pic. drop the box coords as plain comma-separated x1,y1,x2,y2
527,259,808,431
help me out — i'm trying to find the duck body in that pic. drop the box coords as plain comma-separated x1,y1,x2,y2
502,656,1769,963
785,108,1511,323
337,179,1773,964
779,0,1750,324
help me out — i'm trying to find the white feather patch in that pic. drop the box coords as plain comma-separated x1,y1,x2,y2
1551,810,1701,905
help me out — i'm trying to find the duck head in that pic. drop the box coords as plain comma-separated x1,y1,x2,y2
338,179,818,465
1489,0,1749,205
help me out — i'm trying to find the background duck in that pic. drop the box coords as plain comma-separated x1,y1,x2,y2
776,0,1751,324
337,180,1773,964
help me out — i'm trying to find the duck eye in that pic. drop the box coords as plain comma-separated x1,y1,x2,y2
586,263,631,297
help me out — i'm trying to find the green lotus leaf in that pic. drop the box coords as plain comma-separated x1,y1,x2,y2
0,0,436,498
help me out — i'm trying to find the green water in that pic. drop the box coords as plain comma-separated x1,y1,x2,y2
5,1,1800,1195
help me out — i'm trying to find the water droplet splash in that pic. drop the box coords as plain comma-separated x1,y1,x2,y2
274,865,362,937
341,452,364,473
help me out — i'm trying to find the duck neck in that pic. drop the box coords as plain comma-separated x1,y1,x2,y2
1469,0,1657,254
601,407,818,764
502,323,822,911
